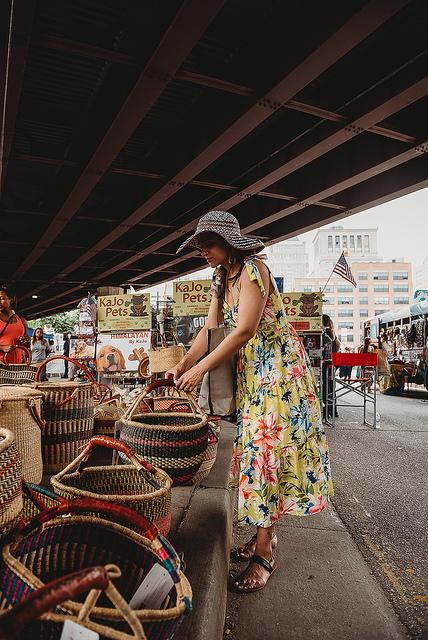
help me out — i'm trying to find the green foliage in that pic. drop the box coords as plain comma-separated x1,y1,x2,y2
28,310,79,334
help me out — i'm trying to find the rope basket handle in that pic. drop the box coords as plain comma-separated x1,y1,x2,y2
36,355,106,407
0,566,109,640
55,435,162,491
124,378,199,419
3,344,31,364
21,498,159,541
22,481,66,513
150,330,178,350
27,398,46,429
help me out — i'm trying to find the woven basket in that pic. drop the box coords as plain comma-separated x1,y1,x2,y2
22,482,64,524
0,345,37,385
93,398,125,437
34,378,94,474
0,385,44,484
0,499,192,640
117,379,209,485
191,421,220,485
0,428,22,541
51,435,172,535
148,331,186,374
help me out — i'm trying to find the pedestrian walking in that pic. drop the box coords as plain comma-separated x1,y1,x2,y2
168,211,333,593
30,327,50,381
0,285,29,362
322,313,340,419
62,333,70,378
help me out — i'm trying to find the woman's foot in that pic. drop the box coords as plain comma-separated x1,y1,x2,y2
231,532,278,562
229,555,276,593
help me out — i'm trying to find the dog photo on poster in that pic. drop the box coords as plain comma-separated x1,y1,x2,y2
96,331,151,373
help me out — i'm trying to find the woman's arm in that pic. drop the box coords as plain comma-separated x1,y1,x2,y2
176,262,269,390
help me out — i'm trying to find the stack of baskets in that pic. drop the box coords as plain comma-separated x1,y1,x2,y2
117,380,209,485
0,385,44,484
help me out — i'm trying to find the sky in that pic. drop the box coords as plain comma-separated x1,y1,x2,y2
143,186,428,297
299,186,428,272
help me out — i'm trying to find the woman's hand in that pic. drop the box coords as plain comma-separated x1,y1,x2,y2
175,364,206,392
165,361,187,382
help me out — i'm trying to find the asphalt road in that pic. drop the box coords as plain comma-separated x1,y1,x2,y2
328,388,428,639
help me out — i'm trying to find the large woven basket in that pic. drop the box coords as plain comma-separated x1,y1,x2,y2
51,435,172,535
0,499,192,640
22,482,64,524
0,428,22,541
34,378,94,474
148,331,186,374
191,420,220,485
0,385,44,484
0,345,37,385
117,379,209,485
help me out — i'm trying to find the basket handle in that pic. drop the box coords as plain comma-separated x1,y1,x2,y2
21,498,160,541
147,378,201,417
0,566,109,640
64,436,162,490
36,355,104,407
3,344,31,364
22,481,66,514
27,398,46,429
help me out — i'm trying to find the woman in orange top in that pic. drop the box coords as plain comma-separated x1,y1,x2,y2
0,286,29,363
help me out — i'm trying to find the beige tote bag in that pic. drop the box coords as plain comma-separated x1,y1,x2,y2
198,327,237,416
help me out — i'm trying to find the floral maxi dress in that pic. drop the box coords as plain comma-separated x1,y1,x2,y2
225,260,333,528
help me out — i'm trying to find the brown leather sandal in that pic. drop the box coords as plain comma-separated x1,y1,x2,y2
229,555,277,593
230,533,278,562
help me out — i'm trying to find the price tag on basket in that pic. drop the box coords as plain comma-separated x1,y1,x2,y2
129,564,174,610
60,619,99,640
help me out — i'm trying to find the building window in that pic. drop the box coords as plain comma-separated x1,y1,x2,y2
337,285,353,293
342,236,348,250
364,235,370,251
357,235,362,251
338,297,353,305
323,297,335,305
373,271,389,280
359,285,368,292
350,235,355,253
359,297,368,305
328,235,333,253
302,286,313,292
338,310,353,317
375,309,388,316
394,297,409,305
335,235,340,252
393,284,408,292
347,336,354,343
324,285,334,293
374,285,389,292
393,271,408,280
338,322,354,330
360,309,369,317
358,272,368,280
374,297,389,305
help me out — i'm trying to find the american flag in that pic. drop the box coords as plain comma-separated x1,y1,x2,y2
333,252,357,287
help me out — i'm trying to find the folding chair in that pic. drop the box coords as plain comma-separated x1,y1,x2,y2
325,352,379,429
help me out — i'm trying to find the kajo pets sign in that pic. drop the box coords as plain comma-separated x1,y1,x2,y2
173,280,211,316
280,292,323,332
98,294,151,332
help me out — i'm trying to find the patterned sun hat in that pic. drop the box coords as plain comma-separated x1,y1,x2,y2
176,210,265,254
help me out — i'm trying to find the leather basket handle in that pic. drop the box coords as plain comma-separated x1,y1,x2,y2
0,567,109,640
4,345,31,364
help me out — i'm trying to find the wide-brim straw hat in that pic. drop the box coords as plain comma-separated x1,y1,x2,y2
177,210,265,254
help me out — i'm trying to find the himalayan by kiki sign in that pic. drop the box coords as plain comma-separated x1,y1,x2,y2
173,280,211,317
98,294,151,332
280,292,323,332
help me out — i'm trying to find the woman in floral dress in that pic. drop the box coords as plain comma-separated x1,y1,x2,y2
169,211,333,593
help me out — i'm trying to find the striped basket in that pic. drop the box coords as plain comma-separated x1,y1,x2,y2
0,428,22,541
191,421,220,485
0,499,192,640
34,379,94,474
0,385,44,484
117,379,209,486
51,436,172,535
0,345,37,386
